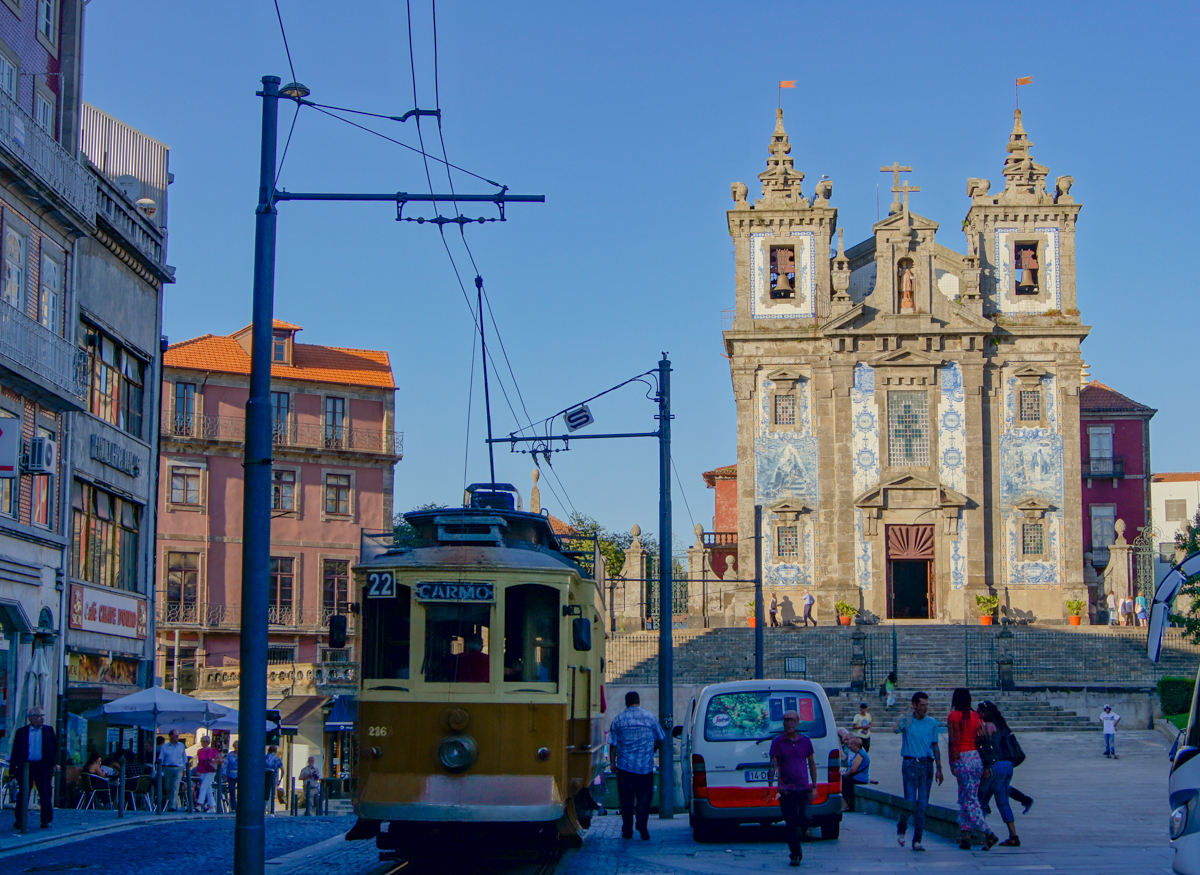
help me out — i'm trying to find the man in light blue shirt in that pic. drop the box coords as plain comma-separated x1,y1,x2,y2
157,729,187,811
607,691,665,840
893,691,943,852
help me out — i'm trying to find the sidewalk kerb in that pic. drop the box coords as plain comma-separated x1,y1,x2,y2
0,812,232,857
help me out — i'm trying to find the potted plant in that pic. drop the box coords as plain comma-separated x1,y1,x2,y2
834,601,858,626
975,594,1000,625
1066,598,1086,626
745,600,756,627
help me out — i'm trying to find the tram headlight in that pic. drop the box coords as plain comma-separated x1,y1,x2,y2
438,734,479,772
1171,804,1189,840
536,747,551,762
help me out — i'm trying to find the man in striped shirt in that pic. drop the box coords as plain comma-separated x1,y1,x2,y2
607,691,665,840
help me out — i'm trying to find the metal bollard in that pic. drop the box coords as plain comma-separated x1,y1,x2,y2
155,767,163,814
291,778,298,816
185,762,194,814
117,757,126,818
269,768,277,815
214,763,223,814
18,762,29,835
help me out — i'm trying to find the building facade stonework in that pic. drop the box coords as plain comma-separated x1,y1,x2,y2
723,108,1090,624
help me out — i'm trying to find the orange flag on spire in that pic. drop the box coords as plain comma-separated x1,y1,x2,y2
779,80,797,88
1016,76,1033,86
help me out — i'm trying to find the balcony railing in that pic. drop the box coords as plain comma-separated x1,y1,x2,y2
0,302,88,401
0,85,96,226
1091,547,1110,568
163,412,403,457
703,531,737,548
158,601,356,633
195,662,359,693
721,308,735,332
94,174,168,274
1086,456,1125,478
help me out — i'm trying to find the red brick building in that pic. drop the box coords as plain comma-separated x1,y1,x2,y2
702,464,738,579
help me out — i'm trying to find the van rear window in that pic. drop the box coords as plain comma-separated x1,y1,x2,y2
704,691,826,741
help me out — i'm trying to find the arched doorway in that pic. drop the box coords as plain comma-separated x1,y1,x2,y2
887,524,935,619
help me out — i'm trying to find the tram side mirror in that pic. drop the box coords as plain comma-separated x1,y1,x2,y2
329,613,347,649
572,617,592,652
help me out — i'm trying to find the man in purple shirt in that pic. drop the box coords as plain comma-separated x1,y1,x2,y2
768,710,818,867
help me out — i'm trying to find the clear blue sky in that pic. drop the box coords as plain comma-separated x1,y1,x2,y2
82,1,1199,546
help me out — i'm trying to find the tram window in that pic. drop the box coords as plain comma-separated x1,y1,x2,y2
423,603,491,683
364,584,411,680
503,584,559,684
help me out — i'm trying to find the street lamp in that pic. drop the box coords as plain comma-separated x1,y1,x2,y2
279,81,310,100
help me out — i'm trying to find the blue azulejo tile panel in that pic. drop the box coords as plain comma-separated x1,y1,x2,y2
994,227,1061,315
855,510,873,591
1003,371,1058,434
750,230,817,319
938,363,966,495
851,364,880,496
998,432,1064,507
950,518,968,590
1004,511,1061,586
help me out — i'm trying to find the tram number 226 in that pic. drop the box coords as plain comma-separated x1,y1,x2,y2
366,571,396,598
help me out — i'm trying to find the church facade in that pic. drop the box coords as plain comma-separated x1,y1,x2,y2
723,108,1090,623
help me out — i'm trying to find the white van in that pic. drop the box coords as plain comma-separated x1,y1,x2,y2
679,679,842,841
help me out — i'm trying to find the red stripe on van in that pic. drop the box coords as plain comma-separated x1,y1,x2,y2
706,783,832,809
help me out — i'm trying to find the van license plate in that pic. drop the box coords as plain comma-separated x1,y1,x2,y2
743,769,770,783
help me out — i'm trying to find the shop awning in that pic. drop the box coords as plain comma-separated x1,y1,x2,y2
276,695,328,732
325,695,357,732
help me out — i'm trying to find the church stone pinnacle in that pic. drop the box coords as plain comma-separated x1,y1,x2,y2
757,107,806,207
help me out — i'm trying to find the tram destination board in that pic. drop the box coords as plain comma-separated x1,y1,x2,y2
415,581,496,602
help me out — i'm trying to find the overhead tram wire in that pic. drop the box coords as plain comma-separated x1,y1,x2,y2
272,0,298,85
671,457,697,533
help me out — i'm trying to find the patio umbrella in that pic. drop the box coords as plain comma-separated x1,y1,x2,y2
22,646,50,711
158,707,274,734
82,686,231,729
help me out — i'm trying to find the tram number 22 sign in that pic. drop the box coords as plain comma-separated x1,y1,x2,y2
366,571,396,598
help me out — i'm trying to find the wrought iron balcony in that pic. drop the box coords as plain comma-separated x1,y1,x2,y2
162,412,403,458
1086,456,1125,478
721,308,735,332
1090,547,1110,567
703,531,737,548
196,662,359,692
0,301,88,403
158,600,356,633
0,86,96,227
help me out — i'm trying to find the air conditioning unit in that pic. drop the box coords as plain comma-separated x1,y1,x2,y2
25,437,57,474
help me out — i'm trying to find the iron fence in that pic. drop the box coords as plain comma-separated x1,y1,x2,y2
1008,628,1200,687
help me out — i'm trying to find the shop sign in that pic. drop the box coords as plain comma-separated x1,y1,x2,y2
69,584,147,640
68,652,139,685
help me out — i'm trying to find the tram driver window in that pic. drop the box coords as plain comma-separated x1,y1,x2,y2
423,603,491,683
364,584,411,680
504,584,559,684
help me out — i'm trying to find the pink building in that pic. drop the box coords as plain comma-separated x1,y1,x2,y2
155,320,400,703
1079,380,1155,573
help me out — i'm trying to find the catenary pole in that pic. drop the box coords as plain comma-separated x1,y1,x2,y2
235,74,279,875
657,354,674,819
754,505,764,678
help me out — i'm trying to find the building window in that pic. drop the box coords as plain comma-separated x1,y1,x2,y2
169,466,201,506
0,54,16,100
2,227,25,310
269,557,294,614
777,525,799,558
172,383,196,435
324,397,346,447
1090,505,1116,554
0,409,15,518
165,551,199,623
774,394,795,426
272,332,288,363
272,469,296,512
1166,499,1188,522
39,252,60,332
1021,523,1044,557
1088,425,1114,477
30,426,53,528
270,391,289,444
266,646,295,665
1160,542,1178,564
71,480,140,591
88,327,145,439
324,473,350,516
887,390,930,467
34,93,52,132
1018,389,1041,424
38,0,55,43
769,245,796,299
1014,241,1039,294
323,559,349,613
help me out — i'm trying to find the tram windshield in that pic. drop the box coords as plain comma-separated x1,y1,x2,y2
503,584,559,683
423,603,492,683
364,584,411,679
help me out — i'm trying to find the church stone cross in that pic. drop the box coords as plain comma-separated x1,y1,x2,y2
892,180,921,213
880,163,912,213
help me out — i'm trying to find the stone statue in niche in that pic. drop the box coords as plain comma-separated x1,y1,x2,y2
731,181,749,210
898,259,915,310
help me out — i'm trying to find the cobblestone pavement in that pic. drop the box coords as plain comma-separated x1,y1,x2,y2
0,814,355,875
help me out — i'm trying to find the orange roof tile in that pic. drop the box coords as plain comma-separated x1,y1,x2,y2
547,514,576,536
1153,473,1200,483
164,332,395,389
1080,380,1156,414
702,464,737,488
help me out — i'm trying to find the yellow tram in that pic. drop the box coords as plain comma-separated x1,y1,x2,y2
345,484,606,854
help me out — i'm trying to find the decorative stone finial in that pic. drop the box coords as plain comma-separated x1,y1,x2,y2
837,227,846,258
731,181,749,210
630,523,642,547
1054,175,1075,204
1001,109,1050,199
813,177,832,206
1114,518,1127,545
693,522,704,548
530,468,541,514
756,108,806,207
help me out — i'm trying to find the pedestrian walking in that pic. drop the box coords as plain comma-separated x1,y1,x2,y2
947,688,999,851
195,736,221,812
801,590,816,626
1105,590,1118,625
1135,593,1149,627
157,729,188,812
264,745,284,813
770,592,780,627
894,691,943,852
224,741,239,812
850,703,872,752
1119,596,1133,626
1101,704,1121,758
10,707,58,830
883,672,898,709
607,691,665,840
767,710,818,867
840,736,870,813
977,701,1022,847
299,756,322,815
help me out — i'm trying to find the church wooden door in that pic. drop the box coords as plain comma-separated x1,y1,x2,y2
886,525,936,619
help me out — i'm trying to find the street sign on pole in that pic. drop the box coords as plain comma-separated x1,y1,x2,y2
564,404,594,432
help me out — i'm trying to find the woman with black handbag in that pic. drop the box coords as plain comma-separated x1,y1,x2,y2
947,688,1000,850
977,701,1022,847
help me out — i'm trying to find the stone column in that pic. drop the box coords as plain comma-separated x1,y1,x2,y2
616,525,647,631
1103,519,1134,604
687,524,709,627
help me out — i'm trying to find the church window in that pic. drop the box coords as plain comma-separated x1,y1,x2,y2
887,391,930,467
1019,389,1041,423
769,246,796,299
774,394,795,426
1014,242,1039,294
777,525,799,558
1021,523,1044,557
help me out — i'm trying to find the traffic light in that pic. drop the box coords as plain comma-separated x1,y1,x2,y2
266,709,281,746
329,613,347,649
